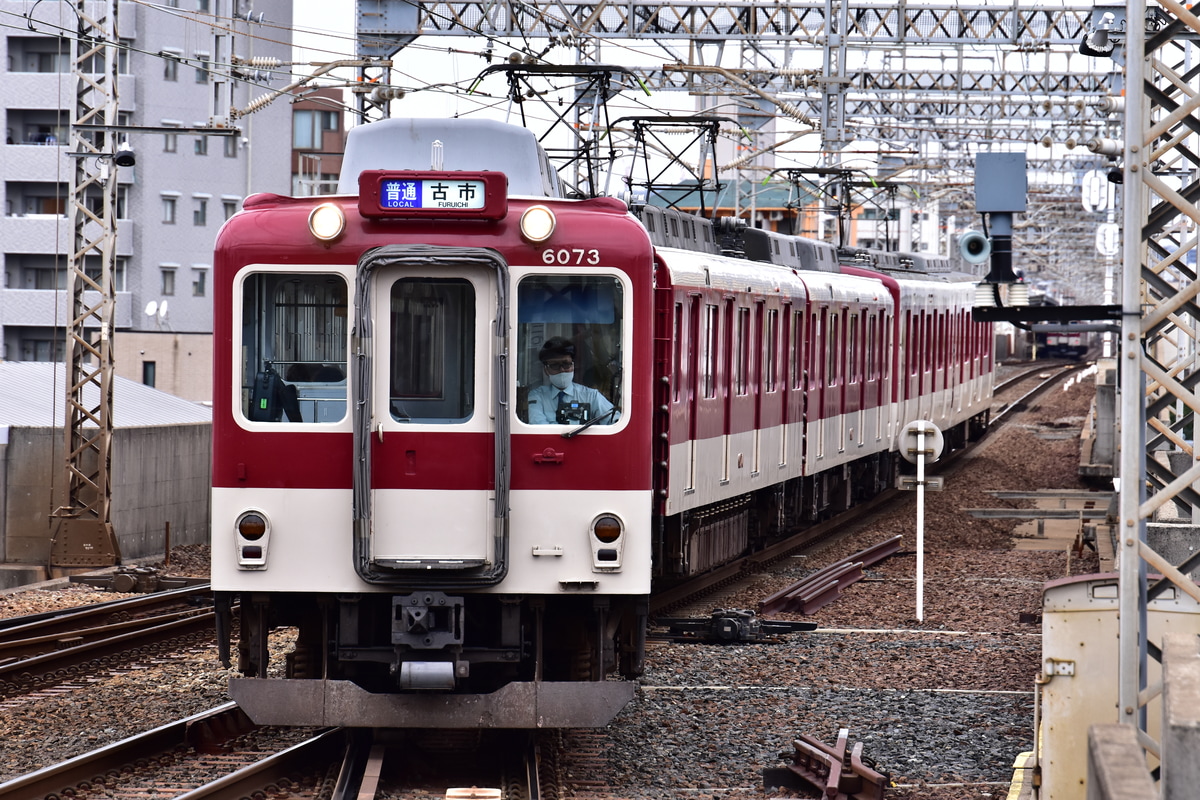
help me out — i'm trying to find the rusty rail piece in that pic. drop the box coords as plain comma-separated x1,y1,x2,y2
762,728,889,799
759,535,902,616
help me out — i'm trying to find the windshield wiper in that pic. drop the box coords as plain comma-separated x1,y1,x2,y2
561,408,617,439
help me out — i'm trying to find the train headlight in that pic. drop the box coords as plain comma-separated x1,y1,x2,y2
235,510,270,569
519,205,556,243
590,513,624,572
308,203,346,242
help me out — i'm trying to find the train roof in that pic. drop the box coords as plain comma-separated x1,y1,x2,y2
336,118,562,198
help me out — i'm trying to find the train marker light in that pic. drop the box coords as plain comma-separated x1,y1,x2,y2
520,205,556,242
236,511,270,568
590,514,624,571
308,203,346,241
593,515,622,543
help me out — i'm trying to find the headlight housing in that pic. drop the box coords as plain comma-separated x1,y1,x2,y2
308,203,346,242
519,205,556,243
235,510,270,568
590,513,624,571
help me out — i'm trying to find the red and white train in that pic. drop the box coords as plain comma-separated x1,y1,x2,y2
211,117,993,729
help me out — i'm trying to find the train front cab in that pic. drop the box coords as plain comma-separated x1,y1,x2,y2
212,192,654,728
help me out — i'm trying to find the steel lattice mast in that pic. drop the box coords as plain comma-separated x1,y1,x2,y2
49,0,123,570
1117,3,1200,778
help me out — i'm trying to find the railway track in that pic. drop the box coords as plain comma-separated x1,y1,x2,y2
0,702,339,800
0,585,219,706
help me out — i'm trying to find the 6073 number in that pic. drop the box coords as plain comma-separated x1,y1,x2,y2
541,248,600,265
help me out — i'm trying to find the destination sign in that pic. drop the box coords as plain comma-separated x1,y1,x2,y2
380,179,487,211
358,170,507,220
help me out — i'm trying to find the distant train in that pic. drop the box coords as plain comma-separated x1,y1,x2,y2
210,117,994,730
1034,324,1094,360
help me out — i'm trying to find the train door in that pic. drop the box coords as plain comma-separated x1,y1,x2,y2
847,310,863,448
686,296,701,491
353,246,508,581
829,309,844,453
809,308,826,460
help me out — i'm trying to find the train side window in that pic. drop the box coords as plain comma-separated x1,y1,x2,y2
702,304,718,399
764,308,778,393
240,272,348,424
735,306,750,395
515,274,624,426
673,302,684,403
848,312,859,385
388,278,475,423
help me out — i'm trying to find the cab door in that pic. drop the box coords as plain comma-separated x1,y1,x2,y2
352,245,510,585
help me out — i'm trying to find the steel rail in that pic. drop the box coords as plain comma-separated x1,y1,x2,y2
0,703,248,799
992,363,1085,427
0,606,213,661
0,583,211,635
0,610,215,684
175,728,349,800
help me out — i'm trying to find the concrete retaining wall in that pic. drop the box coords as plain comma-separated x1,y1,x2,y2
1,423,210,565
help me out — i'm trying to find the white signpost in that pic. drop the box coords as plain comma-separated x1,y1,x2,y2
899,420,945,621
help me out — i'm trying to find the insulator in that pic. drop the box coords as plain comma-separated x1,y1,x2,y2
370,86,404,103
242,93,276,115
245,56,280,68
1095,96,1125,114
776,100,817,128
1087,137,1122,156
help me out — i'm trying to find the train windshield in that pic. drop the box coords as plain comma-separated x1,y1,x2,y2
388,277,476,423
240,272,348,424
516,275,623,426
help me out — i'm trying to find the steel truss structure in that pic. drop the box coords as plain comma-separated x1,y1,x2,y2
1119,0,1200,780
49,0,123,569
360,2,1126,295
409,1,1092,44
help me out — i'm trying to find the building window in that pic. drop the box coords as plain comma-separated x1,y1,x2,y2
142,361,157,387
164,57,178,81
192,268,208,297
162,196,177,224
224,135,237,158
223,199,240,219
21,338,65,362
164,130,177,152
193,198,207,226
195,54,210,83
293,109,339,149
194,135,208,156
117,39,131,73
198,0,210,10
161,268,176,296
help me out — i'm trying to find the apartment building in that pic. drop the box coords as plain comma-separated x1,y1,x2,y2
292,87,347,196
0,0,293,403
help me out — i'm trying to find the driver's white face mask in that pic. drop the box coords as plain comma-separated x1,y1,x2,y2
549,371,574,390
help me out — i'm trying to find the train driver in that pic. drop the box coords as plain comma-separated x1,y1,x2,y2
526,336,618,425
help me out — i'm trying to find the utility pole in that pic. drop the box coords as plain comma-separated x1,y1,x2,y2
49,0,124,571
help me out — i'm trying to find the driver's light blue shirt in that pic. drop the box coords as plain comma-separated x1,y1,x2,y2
526,381,617,425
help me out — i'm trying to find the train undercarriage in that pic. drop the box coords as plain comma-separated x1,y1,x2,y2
215,589,646,728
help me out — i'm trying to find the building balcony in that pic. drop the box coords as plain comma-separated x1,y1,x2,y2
1,216,134,256
0,142,73,179
0,288,134,329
